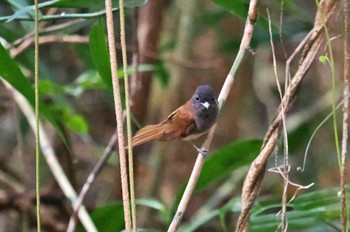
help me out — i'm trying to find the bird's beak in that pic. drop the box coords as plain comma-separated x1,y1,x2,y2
201,101,210,109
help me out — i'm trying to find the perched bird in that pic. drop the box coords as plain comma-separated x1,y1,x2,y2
130,85,219,156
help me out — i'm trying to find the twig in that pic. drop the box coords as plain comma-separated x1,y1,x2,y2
10,35,88,58
266,7,289,232
167,0,259,231
0,7,122,22
6,18,86,50
236,1,340,231
341,0,349,229
105,0,132,230
119,0,137,229
1,80,97,231
66,130,118,232
33,0,41,230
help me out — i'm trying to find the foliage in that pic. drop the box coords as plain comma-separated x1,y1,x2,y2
0,0,347,231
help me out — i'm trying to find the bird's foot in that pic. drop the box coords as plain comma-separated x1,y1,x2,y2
192,143,208,157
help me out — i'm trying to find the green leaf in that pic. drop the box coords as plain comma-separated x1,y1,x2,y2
6,0,60,22
89,22,112,88
64,112,89,134
39,80,64,96
212,0,248,19
196,139,262,191
212,0,272,31
250,186,350,231
319,55,328,64
76,202,124,232
117,64,156,78
136,198,167,213
65,69,107,97
0,43,65,140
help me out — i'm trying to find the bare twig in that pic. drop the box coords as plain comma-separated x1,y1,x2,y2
66,130,118,232
119,0,137,229
33,0,41,230
10,35,88,58
341,0,349,229
266,7,289,231
1,80,97,231
236,1,341,231
105,0,132,230
167,0,260,231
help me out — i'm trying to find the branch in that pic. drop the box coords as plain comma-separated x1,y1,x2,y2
1,80,97,231
167,0,260,230
340,0,349,229
236,1,341,231
105,0,132,230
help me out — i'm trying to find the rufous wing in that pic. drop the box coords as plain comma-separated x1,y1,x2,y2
131,124,165,147
129,100,197,148
159,101,197,141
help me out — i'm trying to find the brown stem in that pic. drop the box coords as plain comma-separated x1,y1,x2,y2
341,0,349,229
236,1,341,231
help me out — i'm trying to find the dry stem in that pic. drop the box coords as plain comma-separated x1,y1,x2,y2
104,0,132,230
235,1,341,231
340,0,349,229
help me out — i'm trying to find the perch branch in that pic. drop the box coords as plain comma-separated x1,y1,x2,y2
167,0,260,231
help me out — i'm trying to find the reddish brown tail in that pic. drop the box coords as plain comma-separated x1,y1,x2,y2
130,124,164,147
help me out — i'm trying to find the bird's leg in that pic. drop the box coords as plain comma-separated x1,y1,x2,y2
191,142,208,157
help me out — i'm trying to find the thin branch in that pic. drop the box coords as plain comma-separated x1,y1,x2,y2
66,130,118,232
1,80,97,231
105,0,132,230
34,0,41,230
266,7,289,232
236,1,341,231
341,0,349,229
0,7,122,22
167,0,259,231
10,35,88,58
119,0,137,230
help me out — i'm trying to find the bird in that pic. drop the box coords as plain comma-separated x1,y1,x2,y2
129,85,219,156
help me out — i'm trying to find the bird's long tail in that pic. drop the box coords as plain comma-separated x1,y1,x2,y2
130,124,164,147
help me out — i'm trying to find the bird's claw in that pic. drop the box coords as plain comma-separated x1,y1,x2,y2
192,144,208,157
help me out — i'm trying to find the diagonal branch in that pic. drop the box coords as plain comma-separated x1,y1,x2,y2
167,0,260,231
236,1,341,231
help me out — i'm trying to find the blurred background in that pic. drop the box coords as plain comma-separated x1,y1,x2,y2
0,0,348,231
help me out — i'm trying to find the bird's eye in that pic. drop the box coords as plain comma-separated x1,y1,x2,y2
211,98,215,101
195,97,200,101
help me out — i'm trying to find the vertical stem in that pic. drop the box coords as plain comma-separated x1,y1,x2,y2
105,0,132,230
119,0,137,230
341,0,349,230
34,0,41,231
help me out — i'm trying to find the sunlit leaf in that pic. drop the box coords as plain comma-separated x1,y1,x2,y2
64,112,89,134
